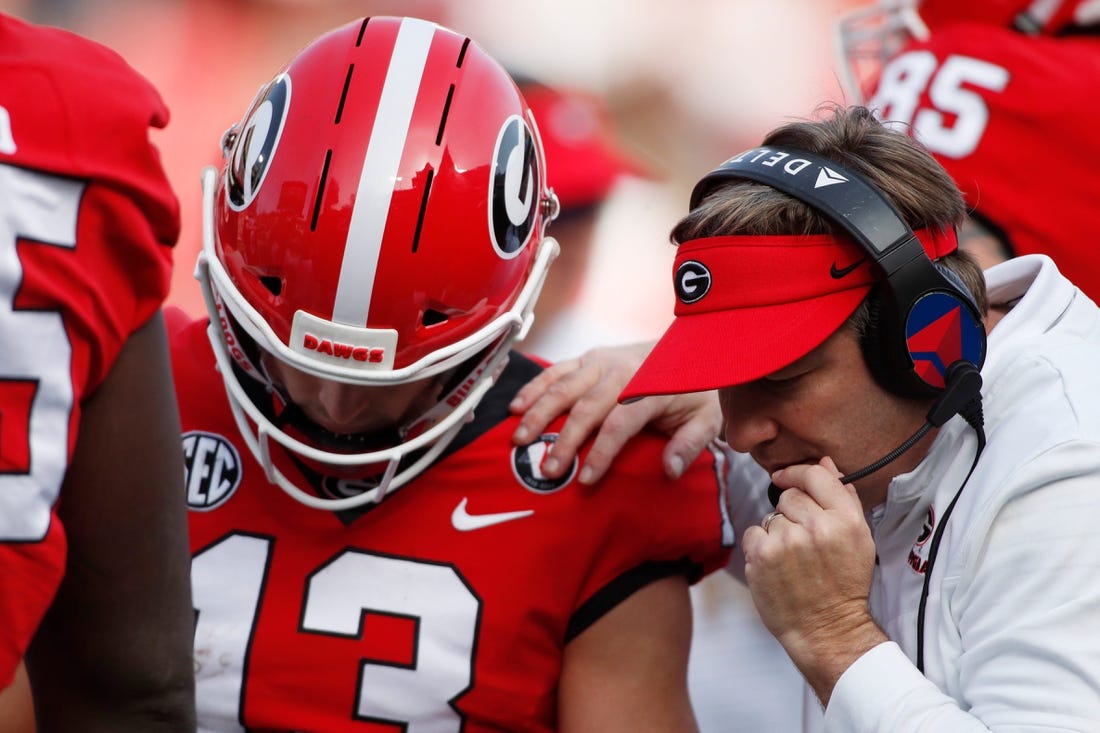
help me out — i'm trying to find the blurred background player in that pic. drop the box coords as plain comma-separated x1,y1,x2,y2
175,17,731,731
0,11,195,732
511,74,651,361
835,0,1100,296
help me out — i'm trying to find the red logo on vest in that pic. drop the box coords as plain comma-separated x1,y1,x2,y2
302,333,385,363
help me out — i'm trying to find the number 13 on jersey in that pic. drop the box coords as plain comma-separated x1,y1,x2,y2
192,533,482,731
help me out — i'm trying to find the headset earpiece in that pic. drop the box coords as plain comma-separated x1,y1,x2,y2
866,254,985,398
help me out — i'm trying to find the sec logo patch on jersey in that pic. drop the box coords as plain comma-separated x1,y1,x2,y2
512,433,576,493
183,431,243,511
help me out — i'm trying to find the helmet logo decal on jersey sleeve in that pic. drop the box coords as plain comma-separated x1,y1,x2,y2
226,74,291,211
490,115,540,258
183,431,243,511
512,433,575,493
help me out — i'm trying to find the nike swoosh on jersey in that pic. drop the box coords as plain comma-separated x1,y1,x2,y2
829,257,866,279
451,498,534,531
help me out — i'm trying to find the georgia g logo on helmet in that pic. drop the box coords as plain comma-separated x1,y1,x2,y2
225,73,291,210
489,115,540,258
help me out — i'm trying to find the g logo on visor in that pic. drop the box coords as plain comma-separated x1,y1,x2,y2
226,73,291,210
490,115,540,258
675,260,712,304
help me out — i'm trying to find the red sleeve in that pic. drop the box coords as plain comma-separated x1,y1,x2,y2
563,433,733,639
1,13,177,388
0,13,178,686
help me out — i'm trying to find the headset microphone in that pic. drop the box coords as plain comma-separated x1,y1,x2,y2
767,360,983,507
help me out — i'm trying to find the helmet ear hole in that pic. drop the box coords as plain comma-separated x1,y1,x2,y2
260,276,283,297
422,309,449,327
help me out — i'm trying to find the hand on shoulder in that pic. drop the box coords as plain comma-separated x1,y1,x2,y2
510,342,721,484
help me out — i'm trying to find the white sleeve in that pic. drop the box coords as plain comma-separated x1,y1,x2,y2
824,643,991,732
827,446,1100,732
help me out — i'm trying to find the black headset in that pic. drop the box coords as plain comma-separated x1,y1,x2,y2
692,146,990,673
689,146,986,403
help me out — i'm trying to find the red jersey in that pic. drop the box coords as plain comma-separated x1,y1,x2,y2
864,24,1100,301
0,13,177,684
170,313,732,732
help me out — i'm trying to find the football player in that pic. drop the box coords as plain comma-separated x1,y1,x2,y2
836,0,1100,297
174,16,731,732
0,12,195,731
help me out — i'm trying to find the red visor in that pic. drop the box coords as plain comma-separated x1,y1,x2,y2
620,227,957,401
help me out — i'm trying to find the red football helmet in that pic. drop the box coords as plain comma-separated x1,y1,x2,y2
834,0,1100,101
196,16,559,510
